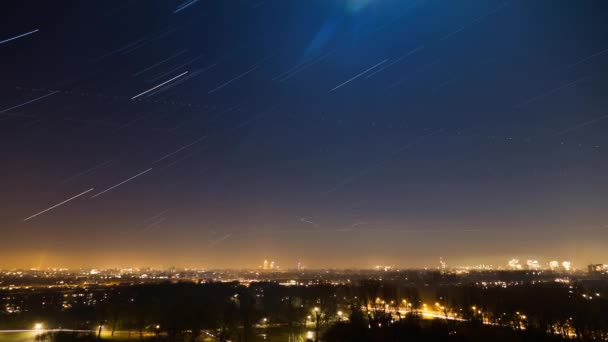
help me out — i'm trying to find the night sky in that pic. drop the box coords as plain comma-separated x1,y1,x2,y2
1,0,607,269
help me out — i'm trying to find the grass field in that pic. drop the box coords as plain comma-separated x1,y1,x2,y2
0,332,37,342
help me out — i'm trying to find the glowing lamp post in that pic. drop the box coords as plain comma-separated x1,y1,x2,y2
313,307,321,342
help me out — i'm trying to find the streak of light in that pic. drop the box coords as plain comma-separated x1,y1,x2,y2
161,146,208,170
554,112,608,136
120,27,179,55
273,51,333,81
122,209,170,234
371,0,424,34
146,53,205,83
299,217,319,227
132,49,188,77
0,91,59,114
60,159,114,184
277,52,333,82
208,65,259,94
145,65,215,97
113,116,145,132
153,136,207,164
142,210,170,225
387,59,440,89
472,2,509,24
234,104,279,130
272,58,313,81
92,26,178,62
440,2,508,41
14,86,198,108
91,168,153,199
131,71,188,100
514,76,590,108
365,46,424,79
91,37,148,62
329,59,388,92
440,26,465,41
63,117,121,127
174,0,200,13
23,188,95,221
569,47,608,68
141,216,167,232
324,128,444,194
228,226,482,237
0,29,39,45
209,234,232,247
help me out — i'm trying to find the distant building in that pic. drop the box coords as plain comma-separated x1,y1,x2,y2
263,260,269,270
549,261,559,271
526,260,541,270
561,261,572,272
439,258,447,272
375,265,393,272
588,264,608,274
508,259,522,270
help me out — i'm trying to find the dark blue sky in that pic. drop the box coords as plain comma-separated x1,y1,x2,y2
1,0,607,269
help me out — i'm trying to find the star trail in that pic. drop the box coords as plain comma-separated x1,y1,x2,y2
1,0,607,270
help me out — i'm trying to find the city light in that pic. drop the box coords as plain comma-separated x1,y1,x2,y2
0,2,606,342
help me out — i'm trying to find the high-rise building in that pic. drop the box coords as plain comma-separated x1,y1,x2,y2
561,261,572,272
439,258,447,272
508,258,522,270
526,260,541,270
549,261,559,271
588,264,608,274
270,261,275,270
263,260,269,270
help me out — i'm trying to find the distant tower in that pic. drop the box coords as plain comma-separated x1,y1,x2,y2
296,261,302,270
439,258,447,272
263,260,269,270
549,261,559,271
270,261,275,270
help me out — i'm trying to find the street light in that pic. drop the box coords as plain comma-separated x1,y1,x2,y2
337,311,343,321
34,323,43,331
